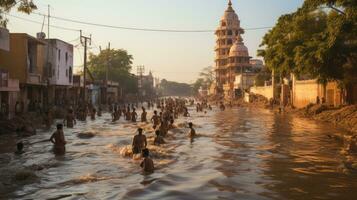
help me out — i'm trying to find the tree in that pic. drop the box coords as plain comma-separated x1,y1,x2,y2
159,79,192,97
258,0,356,103
0,0,37,27
87,48,138,94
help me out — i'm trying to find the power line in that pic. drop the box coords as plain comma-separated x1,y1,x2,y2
33,12,272,33
7,13,81,32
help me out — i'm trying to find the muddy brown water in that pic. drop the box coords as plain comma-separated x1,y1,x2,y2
0,106,356,200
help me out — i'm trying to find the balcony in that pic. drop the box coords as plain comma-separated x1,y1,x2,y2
0,78,20,92
27,73,42,85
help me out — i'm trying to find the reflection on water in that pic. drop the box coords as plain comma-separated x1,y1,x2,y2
0,106,356,199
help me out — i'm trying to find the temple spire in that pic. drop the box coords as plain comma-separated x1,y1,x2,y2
228,0,232,7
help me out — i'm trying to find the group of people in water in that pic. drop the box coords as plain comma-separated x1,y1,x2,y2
40,98,204,174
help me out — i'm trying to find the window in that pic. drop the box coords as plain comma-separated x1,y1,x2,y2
227,30,232,36
227,39,232,45
58,50,61,61
69,67,72,83
65,52,68,64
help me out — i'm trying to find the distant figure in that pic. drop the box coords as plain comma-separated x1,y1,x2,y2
15,142,24,155
153,130,165,146
188,122,196,138
50,124,66,155
219,102,225,111
132,128,147,155
151,110,160,127
91,108,96,120
316,96,320,104
131,108,138,122
141,107,147,122
140,148,154,174
64,109,76,128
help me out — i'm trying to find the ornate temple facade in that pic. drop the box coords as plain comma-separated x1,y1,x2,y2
214,0,252,99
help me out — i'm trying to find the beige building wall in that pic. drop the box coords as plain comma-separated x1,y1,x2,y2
292,79,323,108
250,86,274,100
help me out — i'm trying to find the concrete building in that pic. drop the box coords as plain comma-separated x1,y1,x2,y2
0,28,20,118
234,73,256,97
214,0,251,99
36,33,74,106
0,33,46,112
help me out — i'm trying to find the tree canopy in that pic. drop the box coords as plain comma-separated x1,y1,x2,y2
87,48,138,94
0,0,37,27
159,79,192,97
258,0,356,87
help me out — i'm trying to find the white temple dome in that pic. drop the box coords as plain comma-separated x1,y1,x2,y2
229,35,249,57
221,1,239,21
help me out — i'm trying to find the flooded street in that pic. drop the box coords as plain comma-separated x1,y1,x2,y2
1,106,357,200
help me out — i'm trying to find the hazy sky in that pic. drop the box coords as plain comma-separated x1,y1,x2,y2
7,0,304,83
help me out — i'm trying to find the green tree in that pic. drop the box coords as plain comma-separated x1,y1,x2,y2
0,0,37,27
87,48,138,94
258,0,356,103
159,79,192,96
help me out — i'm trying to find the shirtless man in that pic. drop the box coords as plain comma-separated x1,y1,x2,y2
153,130,165,146
132,128,147,155
141,107,147,122
64,109,76,128
188,122,196,138
151,110,160,127
131,108,138,122
140,148,154,174
50,124,66,155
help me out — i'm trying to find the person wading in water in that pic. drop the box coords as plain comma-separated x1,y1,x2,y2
140,148,154,174
64,109,76,128
50,124,67,155
132,128,147,155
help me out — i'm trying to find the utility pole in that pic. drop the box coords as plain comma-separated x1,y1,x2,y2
80,30,91,104
105,42,110,105
47,5,50,39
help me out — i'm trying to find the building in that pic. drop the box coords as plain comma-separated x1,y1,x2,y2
0,28,20,118
234,73,256,97
0,33,46,112
214,0,252,99
40,35,74,106
250,59,264,72
138,71,155,100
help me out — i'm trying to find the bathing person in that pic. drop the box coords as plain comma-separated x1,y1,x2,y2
151,110,160,127
140,148,154,173
188,122,196,138
141,107,147,122
153,130,165,146
131,108,138,122
50,124,66,155
64,109,76,128
15,142,25,155
132,128,147,154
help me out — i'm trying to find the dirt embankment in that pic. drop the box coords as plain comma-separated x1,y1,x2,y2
296,104,357,134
